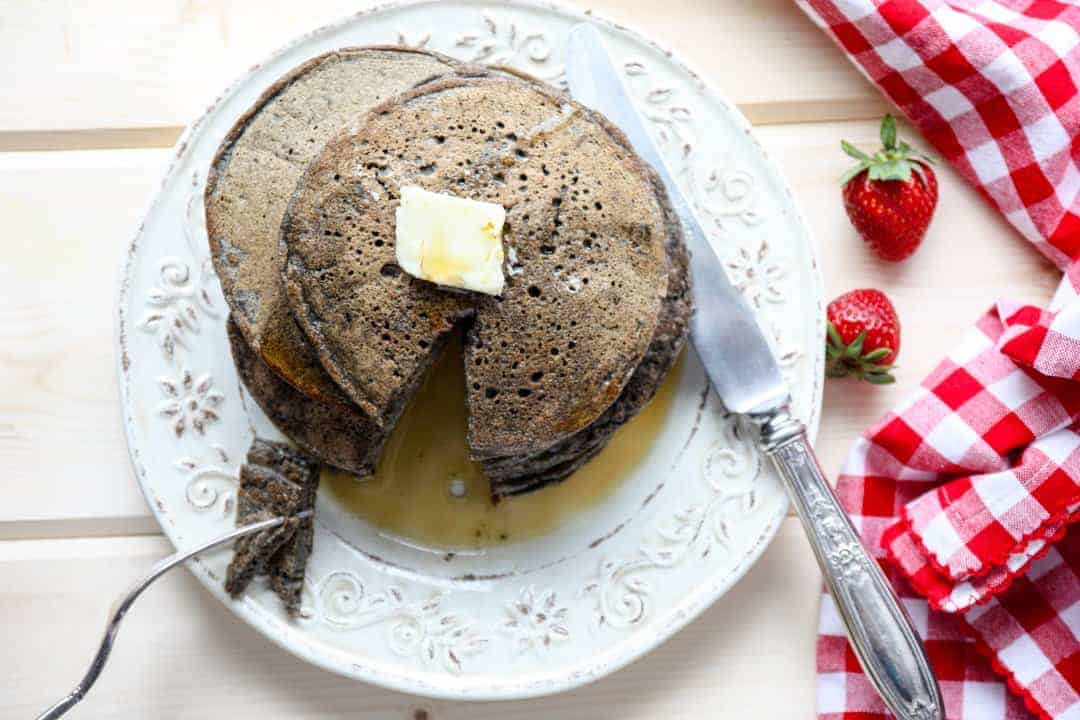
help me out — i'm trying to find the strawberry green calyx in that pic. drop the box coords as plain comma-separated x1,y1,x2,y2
840,114,935,186
826,322,896,384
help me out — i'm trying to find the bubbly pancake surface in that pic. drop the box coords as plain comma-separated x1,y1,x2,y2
283,75,672,459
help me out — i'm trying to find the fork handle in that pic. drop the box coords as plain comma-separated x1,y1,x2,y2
37,696,80,720
757,409,943,720
35,513,306,719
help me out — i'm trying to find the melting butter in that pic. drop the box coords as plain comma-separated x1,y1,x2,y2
395,186,506,295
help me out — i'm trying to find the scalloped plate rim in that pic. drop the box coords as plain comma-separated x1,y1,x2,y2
115,0,824,700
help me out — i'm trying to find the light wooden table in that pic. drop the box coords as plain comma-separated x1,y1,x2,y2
0,1,1060,718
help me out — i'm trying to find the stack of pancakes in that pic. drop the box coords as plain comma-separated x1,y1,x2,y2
207,47,691,498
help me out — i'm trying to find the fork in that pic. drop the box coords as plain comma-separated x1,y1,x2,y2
36,512,311,719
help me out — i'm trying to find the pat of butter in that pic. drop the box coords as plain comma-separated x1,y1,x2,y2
395,186,506,296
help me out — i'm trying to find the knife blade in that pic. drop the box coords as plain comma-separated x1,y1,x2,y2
565,23,787,417
564,23,944,720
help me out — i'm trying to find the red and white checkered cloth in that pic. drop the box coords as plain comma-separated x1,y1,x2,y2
792,1,1080,718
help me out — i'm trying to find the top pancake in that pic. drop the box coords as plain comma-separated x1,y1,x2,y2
283,73,672,459
205,47,460,405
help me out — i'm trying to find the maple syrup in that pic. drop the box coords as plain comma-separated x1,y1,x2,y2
322,337,684,551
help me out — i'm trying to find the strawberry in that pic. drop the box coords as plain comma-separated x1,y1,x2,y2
826,289,900,385
841,114,938,262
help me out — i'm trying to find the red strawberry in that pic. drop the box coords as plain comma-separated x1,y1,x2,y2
826,289,900,385
841,114,938,262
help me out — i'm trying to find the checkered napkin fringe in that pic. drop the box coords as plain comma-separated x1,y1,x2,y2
792,1,1080,718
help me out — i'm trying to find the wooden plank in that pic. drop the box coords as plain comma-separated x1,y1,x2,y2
1,519,819,719
0,149,170,538
0,127,185,154
0,117,1060,537
0,0,885,152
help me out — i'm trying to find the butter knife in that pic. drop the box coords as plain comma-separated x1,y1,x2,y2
565,23,942,720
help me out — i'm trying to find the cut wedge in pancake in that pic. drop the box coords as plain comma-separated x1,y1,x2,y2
283,70,689,493
227,317,387,476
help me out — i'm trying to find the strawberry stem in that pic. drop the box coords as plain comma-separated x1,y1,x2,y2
825,322,897,384
880,114,897,149
840,114,935,187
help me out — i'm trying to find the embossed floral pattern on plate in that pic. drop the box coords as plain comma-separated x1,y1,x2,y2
117,0,822,700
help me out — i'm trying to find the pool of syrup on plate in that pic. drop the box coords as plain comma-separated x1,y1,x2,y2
322,336,684,551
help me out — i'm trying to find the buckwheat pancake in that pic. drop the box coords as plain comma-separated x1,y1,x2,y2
227,317,386,476
482,209,690,496
283,71,689,487
225,439,319,616
206,47,462,408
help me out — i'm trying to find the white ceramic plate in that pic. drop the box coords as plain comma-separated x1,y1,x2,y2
117,0,823,700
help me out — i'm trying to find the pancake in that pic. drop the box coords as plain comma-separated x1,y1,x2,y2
206,47,461,409
227,317,386,476
483,197,690,495
282,72,685,483
225,439,320,616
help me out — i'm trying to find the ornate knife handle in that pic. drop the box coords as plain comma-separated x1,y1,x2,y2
755,409,943,720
